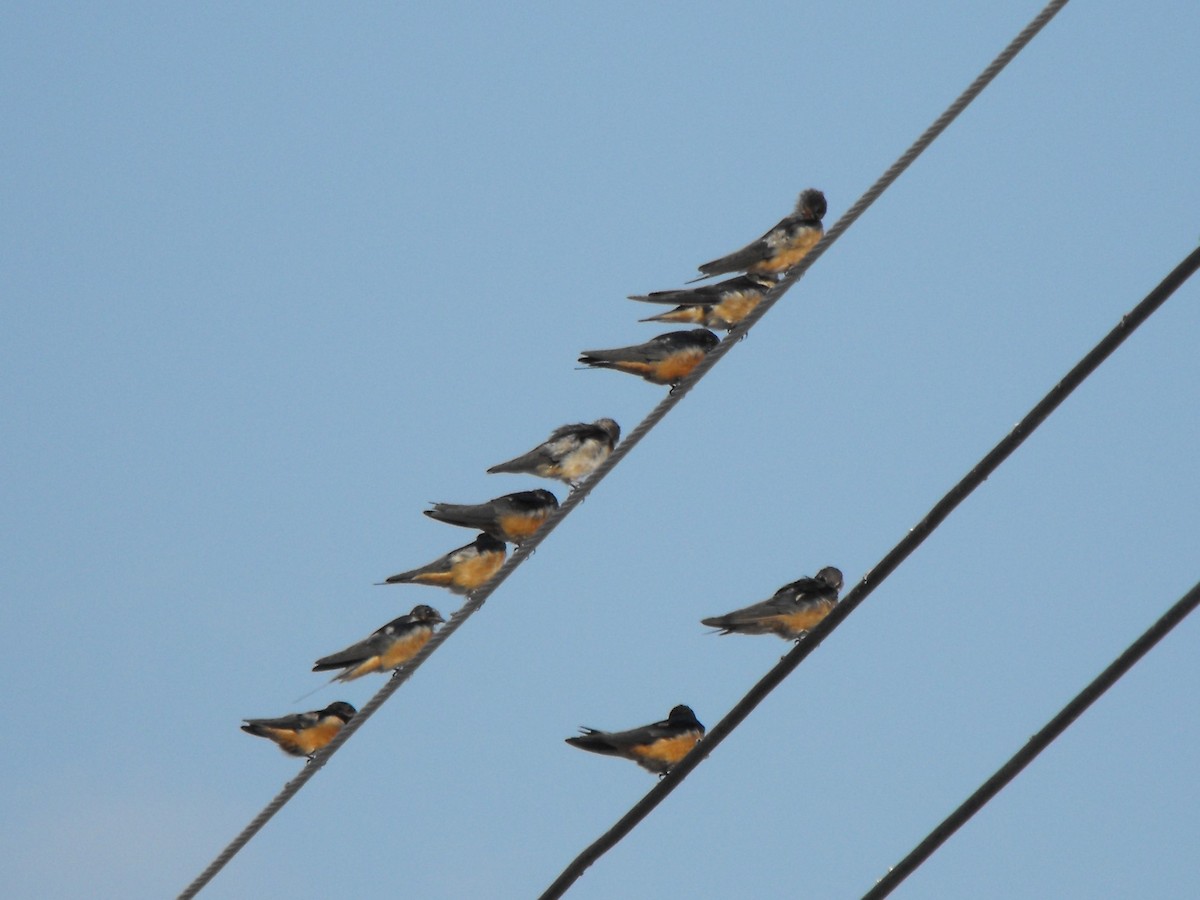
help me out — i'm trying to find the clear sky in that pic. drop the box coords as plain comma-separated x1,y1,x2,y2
3,3,1199,898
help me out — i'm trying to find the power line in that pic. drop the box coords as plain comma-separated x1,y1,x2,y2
179,1,1074,895
729,0,1073,339
862,578,1200,898
536,244,1200,899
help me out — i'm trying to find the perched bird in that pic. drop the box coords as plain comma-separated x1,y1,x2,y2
578,329,719,387
312,605,445,683
565,704,705,775
628,273,780,331
693,188,827,281
379,533,506,594
701,566,844,640
241,701,357,758
425,489,558,544
487,418,620,488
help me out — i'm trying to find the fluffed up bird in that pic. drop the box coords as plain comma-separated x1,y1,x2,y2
628,273,780,331
379,533,506,594
578,329,718,387
241,701,357,758
424,489,558,545
487,418,620,488
565,704,705,775
693,188,826,281
701,566,844,640
312,605,445,683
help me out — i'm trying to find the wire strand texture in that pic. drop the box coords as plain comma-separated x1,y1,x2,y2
181,1,1073,896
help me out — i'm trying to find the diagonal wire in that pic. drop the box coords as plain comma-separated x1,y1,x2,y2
862,578,1200,899
730,0,1073,341
537,245,1200,898
179,1,1071,895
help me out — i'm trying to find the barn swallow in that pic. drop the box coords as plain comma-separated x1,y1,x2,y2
487,418,620,488
379,533,506,594
628,274,780,331
578,329,719,387
425,489,558,544
701,566,844,640
241,701,356,758
692,188,827,281
565,704,705,775
312,605,445,683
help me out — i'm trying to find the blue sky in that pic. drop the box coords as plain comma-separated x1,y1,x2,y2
3,3,1199,898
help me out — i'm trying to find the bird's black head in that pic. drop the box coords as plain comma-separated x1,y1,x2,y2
796,188,827,221
668,705,701,727
410,604,445,625
594,418,621,443
816,566,844,591
512,488,559,508
474,532,507,552
323,701,357,722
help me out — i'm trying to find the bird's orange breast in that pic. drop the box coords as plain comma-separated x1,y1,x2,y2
770,600,835,636
631,732,702,765
755,228,822,273
647,348,707,384
497,511,550,541
451,550,505,590
271,718,344,755
710,290,761,326
379,628,434,669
